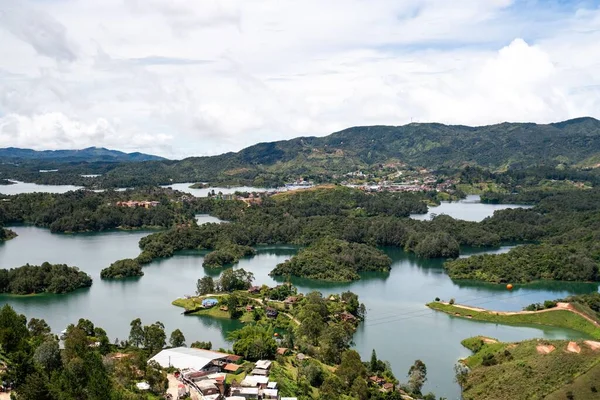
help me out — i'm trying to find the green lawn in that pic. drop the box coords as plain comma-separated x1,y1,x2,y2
172,297,255,323
427,302,600,339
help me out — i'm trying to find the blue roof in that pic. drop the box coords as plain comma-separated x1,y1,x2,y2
202,298,218,306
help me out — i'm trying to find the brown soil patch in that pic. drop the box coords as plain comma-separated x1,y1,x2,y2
556,302,573,310
566,341,581,353
507,344,517,349
536,344,556,354
584,340,600,351
482,337,498,344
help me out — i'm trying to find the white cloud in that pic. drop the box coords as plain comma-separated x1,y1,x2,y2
0,0,599,158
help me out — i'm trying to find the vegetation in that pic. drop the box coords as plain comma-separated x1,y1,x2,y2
29,117,599,188
457,337,600,400
271,238,391,281
0,262,92,295
0,305,169,399
202,244,256,268
100,259,143,279
0,187,196,233
229,324,278,361
0,227,17,241
427,302,600,339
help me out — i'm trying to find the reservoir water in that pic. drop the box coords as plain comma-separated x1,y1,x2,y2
0,181,83,195
0,190,597,399
410,194,532,221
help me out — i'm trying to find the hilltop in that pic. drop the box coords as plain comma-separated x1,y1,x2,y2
99,117,600,187
0,146,165,162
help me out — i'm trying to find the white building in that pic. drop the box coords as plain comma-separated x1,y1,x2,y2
149,347,229,371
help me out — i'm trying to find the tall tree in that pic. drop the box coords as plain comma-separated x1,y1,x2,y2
169,329,186,348
129,318,144,347
144,321,166,354
196,276,215,295
408,359,427,394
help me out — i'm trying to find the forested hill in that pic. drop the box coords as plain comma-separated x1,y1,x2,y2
0,147,165,162
98,117,600,187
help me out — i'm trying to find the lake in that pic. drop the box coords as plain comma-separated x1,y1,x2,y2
0,180,83,195
410,194,533,221
0,224,597,399
162,183,268,197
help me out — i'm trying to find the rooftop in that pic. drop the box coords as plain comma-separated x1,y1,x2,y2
149,347,229,370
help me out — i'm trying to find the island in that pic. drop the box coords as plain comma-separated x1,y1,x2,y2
0,227,17,241
270,237,392,282
100,258,143,279
0,262,92,294
0,186,197,233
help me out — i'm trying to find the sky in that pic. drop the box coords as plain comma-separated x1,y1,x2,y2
0,0,599,159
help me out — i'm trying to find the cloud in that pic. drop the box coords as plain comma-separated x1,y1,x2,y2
0,0,599,158
0,0,76,61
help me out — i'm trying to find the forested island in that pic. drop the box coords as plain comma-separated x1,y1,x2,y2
100,259,144,279
0,226,17,241
270,238,392,281
0,262,92,294
0,187,196,233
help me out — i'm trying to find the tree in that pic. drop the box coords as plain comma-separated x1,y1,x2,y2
191,341,212,350
296,310,324,345
76,318,95,336
0,304,29,353
370,349,379,372
15,371,52,400
408,359,427,394
169,329,186,347
27,318,51,338
196,276,215,295
228,325,277,361
129,318,144,347
227,293,242,319
320,324,352,364
218,268,255,292
144,321,166,354
33,339,62,372
320,374,344,399
351,377,369,400
336,350,367,387
63,326,90,362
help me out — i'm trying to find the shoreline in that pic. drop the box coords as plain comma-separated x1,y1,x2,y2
427,301,600,339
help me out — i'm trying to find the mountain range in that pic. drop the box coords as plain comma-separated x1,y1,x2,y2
2,117,600,187
0,147,165,163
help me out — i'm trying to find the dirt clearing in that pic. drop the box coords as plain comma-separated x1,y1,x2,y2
566,341,581,353
537,344,556,354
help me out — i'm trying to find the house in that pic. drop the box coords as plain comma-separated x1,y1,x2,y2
196,380,220,396
267,382,278,390
230,387,259,399
382,383,395,392
283,296,298,307
224,364,243,374
296,353,306,361
246,305,254,312
250,368,268,376
276,347,289,356
240,375,269,388
135,382,150,391
369,376,385,385
149,347,229,372
226,354,243,363
266,307,278,318
248,286,261,294
339,311,357,322
255,360,272,370
262,388,278,399
202,298,219,308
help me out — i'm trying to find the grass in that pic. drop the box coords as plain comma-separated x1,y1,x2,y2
427,302,600,339
545,362,600,400
171,297,255,323
459,338,600,400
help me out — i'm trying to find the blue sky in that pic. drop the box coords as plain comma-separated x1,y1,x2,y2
0,0,599,158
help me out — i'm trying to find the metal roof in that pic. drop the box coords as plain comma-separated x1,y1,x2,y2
149,347,229,370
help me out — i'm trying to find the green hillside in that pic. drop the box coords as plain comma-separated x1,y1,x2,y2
99,117,600,187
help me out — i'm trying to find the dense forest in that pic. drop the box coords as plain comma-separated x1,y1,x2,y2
100,259,144,279
270,238,392,281
0,187,196,232
0,226,17,241
0,262,92,294
118,185,600,284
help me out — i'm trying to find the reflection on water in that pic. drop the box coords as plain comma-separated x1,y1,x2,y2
0,224,598,398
